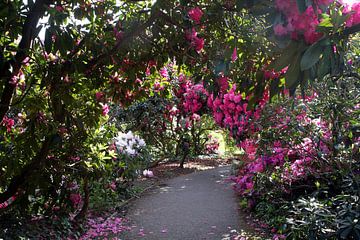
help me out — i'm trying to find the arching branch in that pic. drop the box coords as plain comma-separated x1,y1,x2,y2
0,0,51,121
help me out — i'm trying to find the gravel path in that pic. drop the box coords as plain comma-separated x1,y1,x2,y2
120,166,254,240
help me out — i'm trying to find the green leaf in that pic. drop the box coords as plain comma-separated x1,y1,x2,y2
285,53,301,89
44,29,53,53
334,12,350,28
317,14,333,31
268,41,305,71
317,45,332,79
300,39,328,71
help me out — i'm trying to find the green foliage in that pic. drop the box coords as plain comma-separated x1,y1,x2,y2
0,1,359,238
114,95,217,161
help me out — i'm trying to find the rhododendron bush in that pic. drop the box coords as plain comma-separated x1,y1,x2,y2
114,67,218,161
230,73,360,238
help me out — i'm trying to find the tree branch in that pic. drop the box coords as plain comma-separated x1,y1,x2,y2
85,8,161,74
0,0,50,121
0,135,55,204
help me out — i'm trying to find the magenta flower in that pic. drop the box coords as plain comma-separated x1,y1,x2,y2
192,36,204,52
96,91,104,101
1,116,15,133
273,24,288,36
188,7,203,24
186,28,204,52
102,104,110,116
344,2,360,27
231,47,238,61
159,67,169,79
69,193,81,207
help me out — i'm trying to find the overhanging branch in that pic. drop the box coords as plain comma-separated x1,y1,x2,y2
0,0,50,121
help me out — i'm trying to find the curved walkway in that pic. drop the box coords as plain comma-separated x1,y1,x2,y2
121,166,254,240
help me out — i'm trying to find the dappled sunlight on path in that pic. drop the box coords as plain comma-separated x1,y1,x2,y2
120,166,261,240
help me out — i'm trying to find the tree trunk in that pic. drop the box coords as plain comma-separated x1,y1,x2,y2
0,0,50,121
0,135,54,203
75,176,89,221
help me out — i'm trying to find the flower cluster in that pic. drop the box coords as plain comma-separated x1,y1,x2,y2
0,195,17,209
166,75,208,131
186,6,205,52
188,7,203,24
273,0,360,44
232,100,333,197
274,0,325,44
183,83,208,113
143,169,154,178
185,28,205,53
1,116,15,133
114,131,146,156
263,66,288,80
207,85,269,140
343,1,360,27
101,103,110,116
204,135,220,154
69,193,81,207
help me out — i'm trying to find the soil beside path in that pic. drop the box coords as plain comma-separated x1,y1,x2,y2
120,166,257,240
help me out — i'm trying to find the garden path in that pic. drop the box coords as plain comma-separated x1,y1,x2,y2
120,166,255,240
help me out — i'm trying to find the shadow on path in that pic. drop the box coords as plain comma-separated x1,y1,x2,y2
120,166,256,240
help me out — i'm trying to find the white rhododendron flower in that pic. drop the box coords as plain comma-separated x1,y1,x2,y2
143,169,154,178
114,131,146,156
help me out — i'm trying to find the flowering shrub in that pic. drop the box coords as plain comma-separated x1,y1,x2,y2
114,131,146,157
111,131,149,185
273,0,360,44
230,72,360,238
204,135,220,154
207,83,271,144
0,0,358,238
115,67,217,162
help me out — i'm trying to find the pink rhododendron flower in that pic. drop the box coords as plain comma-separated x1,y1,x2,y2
109,181,117,191
192,36,204,52
69,193,81,207
274,24,288,36
96,91,104,101
186,28,204,52
143,169,154,178
191,113,201,121
55,5,64,12
214,112,224,124
67,181,79,191
231,47,238,61
344,2,360,27
0,195,17,209
188,7,203,24
160,67,169,79
183,83,207,113
102,104,110,116
274,0,328,44
245,181,254,190
153,81,163,92
273,234,287,240
249,162,264,173
217,76,229,93
69,156,80,162
1,116,15,133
